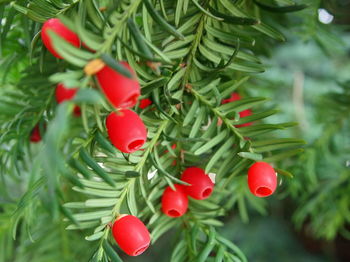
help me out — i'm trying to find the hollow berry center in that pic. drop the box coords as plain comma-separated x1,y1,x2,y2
202,188,212,198
133,244,149,256
122,93,139,108
168,209,181,217
128,139,144,151
256,187,272,197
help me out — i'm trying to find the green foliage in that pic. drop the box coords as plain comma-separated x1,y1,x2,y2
0,0,309,261
252,12,350,242
290,84,350,240
1,206,94,261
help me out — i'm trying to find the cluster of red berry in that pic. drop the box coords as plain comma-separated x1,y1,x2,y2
31,18,153,154
29,18,279,257
162,167,214,217
108,167,216,256
30,18,153,256
109,162,277,257
161,162,277,219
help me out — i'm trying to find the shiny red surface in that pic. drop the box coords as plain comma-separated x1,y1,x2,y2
181,167,214,200
106,109,147,153
41,18,80,59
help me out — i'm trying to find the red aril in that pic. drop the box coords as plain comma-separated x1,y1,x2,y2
41,18,80,59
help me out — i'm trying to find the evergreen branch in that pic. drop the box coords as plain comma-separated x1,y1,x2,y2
181,9,206,86
188,85,244,140
135,119,170,172
100,0,142,53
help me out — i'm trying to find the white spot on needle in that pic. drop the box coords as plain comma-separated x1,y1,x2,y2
147,169,158,180
208,173,216,184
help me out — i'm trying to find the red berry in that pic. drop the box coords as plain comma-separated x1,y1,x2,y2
30,125,42,143
247,162,277,197
55,83,77,103
112,215,151,256
106,109,147,153
55,83,81,116
139,98,152,109
181,167,214,200
72,106,82,116
161,184,188,217
41,18,80,59
236,109,252,128
221,92,241,104
164,143,177,154
221,92,252,128
96,62,140,108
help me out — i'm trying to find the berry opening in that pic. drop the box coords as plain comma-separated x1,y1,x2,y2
202,188,212,198
256,187,272,197
121,93,139,108
128,139,145,152
168,209,181,217
133,244,149,256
